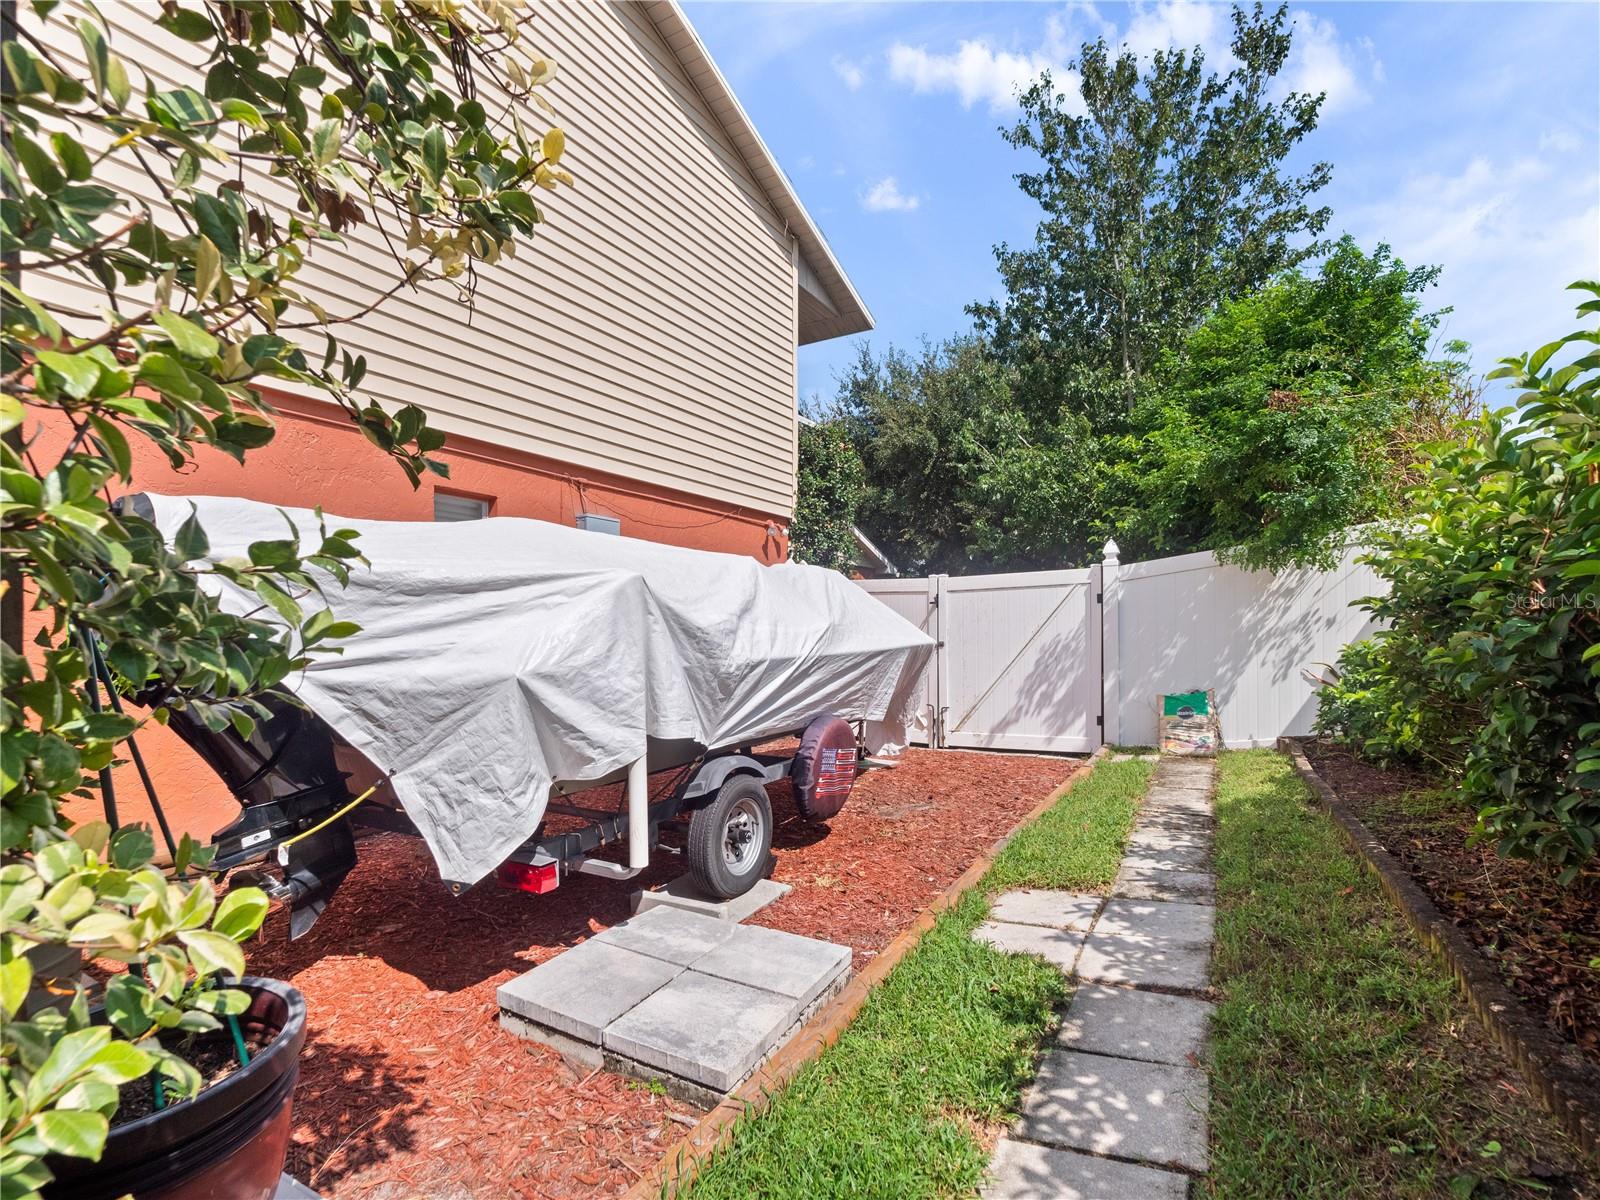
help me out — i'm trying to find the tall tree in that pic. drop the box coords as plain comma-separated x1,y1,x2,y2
972,3,1332,424
839,339,1101,574
1111,239,1474,571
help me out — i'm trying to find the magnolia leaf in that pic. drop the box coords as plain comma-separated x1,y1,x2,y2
174,507,210,562
110,825,155,870
0,946,32,1019
193,235,222,305
420,126,447,184
34,350,101,400
541,127,565,163
86,1039,155,1084
32,1108,109,1161
177,928,245,980
153,310,220,360
212,887,269,941
103,973,155,1038
30,1026,112,1104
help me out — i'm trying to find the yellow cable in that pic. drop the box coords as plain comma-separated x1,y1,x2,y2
278,780,386,851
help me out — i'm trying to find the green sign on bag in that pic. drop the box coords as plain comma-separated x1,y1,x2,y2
1162,691,1210,719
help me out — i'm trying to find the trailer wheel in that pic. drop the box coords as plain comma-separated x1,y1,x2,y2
687,775,773,899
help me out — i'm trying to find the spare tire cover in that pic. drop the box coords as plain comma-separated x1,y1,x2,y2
791,715,858,821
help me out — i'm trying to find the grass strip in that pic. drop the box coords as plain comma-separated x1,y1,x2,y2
682,758,1152,1200
1208,750,1589,1199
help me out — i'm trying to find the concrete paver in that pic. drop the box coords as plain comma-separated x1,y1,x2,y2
691,923,850,1007
973,920,1088,971
496,940,679,1042
593,904,736,966
1056,984,1214,1065
983,1139,1189,1200
990,890,1104,931
603,970,798,1092
1017,1050,1210,1172
1113,865,1215,902
1076,930,1211,992
1095,898,1215,946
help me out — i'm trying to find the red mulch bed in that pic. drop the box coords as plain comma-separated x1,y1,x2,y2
1304,741,1600,1071
246,748,1077,1199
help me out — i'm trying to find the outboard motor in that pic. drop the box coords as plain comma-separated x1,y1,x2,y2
166,692,357,939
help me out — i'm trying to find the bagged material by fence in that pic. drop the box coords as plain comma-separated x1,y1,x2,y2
1158,690,1219,756
138,494,934,884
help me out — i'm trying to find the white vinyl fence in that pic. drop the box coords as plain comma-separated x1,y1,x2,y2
859,540,1383,753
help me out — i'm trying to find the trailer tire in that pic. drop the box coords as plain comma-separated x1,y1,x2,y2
687,776,773,900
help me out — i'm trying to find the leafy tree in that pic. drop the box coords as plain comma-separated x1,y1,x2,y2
1,3,571,1192
790,419,864,574
972,2,1331,423
1322,284,1600,879
839,338,1101,574
1114,239,1475,570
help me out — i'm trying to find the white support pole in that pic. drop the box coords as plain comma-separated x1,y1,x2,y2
626,752,649,869
1100,539,1122,749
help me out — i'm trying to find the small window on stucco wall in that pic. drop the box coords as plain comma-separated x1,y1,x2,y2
433,492,490,522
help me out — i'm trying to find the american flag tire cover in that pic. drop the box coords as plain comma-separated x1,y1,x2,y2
791,715,858,821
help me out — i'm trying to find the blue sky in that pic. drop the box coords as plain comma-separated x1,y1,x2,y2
681,0,1600,408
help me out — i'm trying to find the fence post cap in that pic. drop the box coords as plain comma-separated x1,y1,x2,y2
1102,538,1121,564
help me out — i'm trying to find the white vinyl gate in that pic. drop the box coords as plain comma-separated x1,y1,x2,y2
860,568,1103,753
858,540,1383,754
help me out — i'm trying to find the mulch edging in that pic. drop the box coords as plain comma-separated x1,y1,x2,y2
623,747,1112,1200
1278,737,1600,1159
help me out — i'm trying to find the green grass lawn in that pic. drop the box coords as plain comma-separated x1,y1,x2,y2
1206,750,1591,1200
681,757,1151,1200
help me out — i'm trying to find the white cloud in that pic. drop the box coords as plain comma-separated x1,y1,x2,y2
1345,154,1600,377
861,176,920,213
1120,0,1230,63
832,55,864,91
884,2,1376,118
1281,11,1370,115
887,40,1064,113
1540,128,1581,154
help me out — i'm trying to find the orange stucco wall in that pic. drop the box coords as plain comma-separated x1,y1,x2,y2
29,390,790,848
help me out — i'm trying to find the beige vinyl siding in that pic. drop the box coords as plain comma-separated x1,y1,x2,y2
30,2,801,515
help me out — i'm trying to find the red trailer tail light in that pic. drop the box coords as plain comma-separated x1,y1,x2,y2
497,859,560,894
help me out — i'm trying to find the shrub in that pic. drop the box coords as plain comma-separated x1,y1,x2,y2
1334,283,1600,879
791,420,864,573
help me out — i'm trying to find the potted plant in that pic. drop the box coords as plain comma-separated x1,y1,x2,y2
1,3,571,1196
1,826,297,1200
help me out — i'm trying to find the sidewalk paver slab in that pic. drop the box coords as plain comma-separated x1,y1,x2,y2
1120,836,1211,873
593,905,736,967
497,940,679,1042
1057,984,1214,1065
602,970,797,1092
990,890,1103,931
973,920,1087,971
1114,866,1215,902
690,923,850,1008
1096,899,1215,946
1077,931,1210,991
1017,1050,1209,1172
1143,790,1213,814
1135,808,1215,837
983,1139,1188,1200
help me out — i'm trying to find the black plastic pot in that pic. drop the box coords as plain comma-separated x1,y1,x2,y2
45,977,307,1200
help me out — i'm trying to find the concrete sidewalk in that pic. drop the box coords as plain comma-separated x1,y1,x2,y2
975,756,1218,1199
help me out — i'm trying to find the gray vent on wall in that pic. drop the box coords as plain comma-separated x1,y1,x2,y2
434,493,490,522
575,513,620,535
